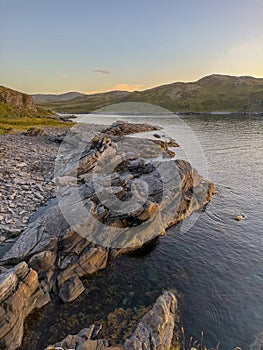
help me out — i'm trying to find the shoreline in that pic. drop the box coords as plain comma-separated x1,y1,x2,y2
0,121,215,349
57,110,263,118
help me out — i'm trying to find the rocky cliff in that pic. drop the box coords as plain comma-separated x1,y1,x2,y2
0,86,37,111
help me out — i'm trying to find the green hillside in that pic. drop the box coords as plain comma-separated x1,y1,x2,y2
0,87,71,134
33,74,263,113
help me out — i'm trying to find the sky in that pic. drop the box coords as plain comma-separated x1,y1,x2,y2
0,0,263,94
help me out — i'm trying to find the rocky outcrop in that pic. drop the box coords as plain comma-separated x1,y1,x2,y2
0,86,36,111
0,122,214,349
0,262,50,350
45,291,177,350
102,121,161,135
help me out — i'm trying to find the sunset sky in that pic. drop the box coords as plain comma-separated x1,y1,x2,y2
1,0,263,94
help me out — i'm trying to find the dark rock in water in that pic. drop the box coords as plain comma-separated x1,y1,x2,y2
153,133,161,138
0,262,50,350
58,276,85,303
234,214,246,221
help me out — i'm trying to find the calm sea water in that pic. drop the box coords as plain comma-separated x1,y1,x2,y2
19,113,263,349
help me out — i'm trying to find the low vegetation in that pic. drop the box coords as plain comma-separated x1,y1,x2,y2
0,102,71,134
172,329,221,350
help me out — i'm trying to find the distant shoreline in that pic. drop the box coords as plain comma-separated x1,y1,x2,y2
59,110,263,118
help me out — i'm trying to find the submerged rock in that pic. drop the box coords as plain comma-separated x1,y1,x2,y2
45,291,177,350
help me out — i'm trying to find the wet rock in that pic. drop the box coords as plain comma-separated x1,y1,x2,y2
58,276,85,303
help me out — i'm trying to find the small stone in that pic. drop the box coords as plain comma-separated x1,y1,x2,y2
234,214,245,221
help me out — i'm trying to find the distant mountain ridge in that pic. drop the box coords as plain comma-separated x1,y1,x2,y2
32,92,87,103
31,74,263,113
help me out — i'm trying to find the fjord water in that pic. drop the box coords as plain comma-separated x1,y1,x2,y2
21,114,263,349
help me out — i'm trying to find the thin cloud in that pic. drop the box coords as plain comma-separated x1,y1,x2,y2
93,69,110,74
61,73,70,79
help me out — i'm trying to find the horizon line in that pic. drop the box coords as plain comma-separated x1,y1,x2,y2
4,72,263,96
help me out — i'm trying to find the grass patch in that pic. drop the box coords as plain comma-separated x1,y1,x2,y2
0,103,73,134
0,116,72,134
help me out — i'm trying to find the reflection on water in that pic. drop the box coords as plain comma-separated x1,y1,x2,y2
20,114,263,349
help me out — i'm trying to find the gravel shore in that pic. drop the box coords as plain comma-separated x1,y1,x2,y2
0,128,67,242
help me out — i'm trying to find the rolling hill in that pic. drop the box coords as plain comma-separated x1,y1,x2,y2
0,86,70,133
32,74,263,114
